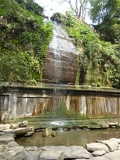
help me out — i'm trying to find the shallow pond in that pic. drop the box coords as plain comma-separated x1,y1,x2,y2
16,128,120,148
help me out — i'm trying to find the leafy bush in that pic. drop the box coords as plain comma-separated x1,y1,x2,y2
51,12,119,88
0,50,40,82
46,100,83,118
0,0,53,83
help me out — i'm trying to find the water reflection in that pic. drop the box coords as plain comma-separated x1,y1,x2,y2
16,128,120,148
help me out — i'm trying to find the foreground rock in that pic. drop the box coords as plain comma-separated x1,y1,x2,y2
1,122,120,160
0,146,26,160
96,139,119,151
1,131,120,160
0,121,35,137
92,150,120,160
86,142,109,153
40,146,92,159
25,146,40,160
0,124,11,131
86,138,120,160
0,132,14,144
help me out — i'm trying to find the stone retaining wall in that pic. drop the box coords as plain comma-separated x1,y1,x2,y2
1,85,120,121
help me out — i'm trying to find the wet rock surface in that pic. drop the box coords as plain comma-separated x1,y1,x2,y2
43,21,78,84
86,138,120,160
86,142,109,153
0,121,35,137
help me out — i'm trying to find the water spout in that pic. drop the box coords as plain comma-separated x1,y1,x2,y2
42,90,46,97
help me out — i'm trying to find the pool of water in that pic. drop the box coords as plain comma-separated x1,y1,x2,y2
16,128,120,148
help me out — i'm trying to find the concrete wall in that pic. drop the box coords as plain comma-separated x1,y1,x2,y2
0,86,120,121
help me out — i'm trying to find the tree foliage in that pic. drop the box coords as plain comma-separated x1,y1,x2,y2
89,0,120,23
0,0,120,89
88,0,120,88
89,0,120,43
0,0,53,83
16,0,43,16
51,12,120,88
59,0,89,20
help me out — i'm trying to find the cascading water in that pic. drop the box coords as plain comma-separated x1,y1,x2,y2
49,21,62,83
42,20,79,117
43,20,78,84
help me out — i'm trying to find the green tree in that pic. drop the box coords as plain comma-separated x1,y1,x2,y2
89,0,120,43
88,0,120,88
89,0,119,23
0,0,53,83
51,12,119,88
58,0,89,20
16,0,43,16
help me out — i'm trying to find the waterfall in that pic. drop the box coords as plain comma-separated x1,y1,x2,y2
49,22,62,83
42,21,79,117
43,20,78,84
50,21,78,54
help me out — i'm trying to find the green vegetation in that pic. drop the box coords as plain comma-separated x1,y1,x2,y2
51,12,120,88
0,0,120,88
46,100,85,119
89,0,120,43
0,0,53,83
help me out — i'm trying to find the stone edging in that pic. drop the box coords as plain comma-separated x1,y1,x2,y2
1,122,120,160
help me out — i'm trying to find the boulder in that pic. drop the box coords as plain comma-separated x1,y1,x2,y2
63,146,92,159
0,124,11,131
25,126,35,137
86,142,109,153
96,139,119,152
42,127,56,137
13,127,29,136
3,129,15,135
87,124,102,129
117,144,120,150
92,156,110,160
103,150,120,160
10,124,20,129
40,145,92,159
0,122,35,138
40,149,64,160
25,146,40,160
25,131,34,137
28,126,35,132
0,145,7,152
92,150,106,156
0,135,14,144
8,141,19,147
0,132,14,137
19,121,28,127
107,122,119,128
110,138,120,144
0,146,26,160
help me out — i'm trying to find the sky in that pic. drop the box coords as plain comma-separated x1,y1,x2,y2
35,0,69,16
34,0,92,24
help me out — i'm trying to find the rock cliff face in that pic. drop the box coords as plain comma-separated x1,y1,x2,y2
43,21,78,84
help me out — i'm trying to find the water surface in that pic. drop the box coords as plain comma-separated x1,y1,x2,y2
16,128,120,148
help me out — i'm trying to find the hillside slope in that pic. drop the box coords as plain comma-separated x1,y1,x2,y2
0,0,53,83
51,13,120,88
0,1,119,88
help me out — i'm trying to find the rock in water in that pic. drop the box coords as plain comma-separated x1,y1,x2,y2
19,121,28,127
42,127,56,137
